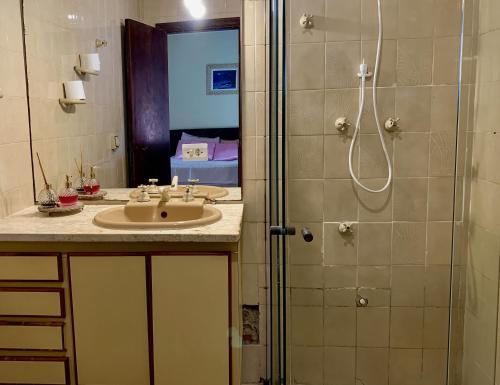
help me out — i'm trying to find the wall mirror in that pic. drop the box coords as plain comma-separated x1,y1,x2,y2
23,1,242,202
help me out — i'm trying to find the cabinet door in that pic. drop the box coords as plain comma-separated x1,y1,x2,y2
70,256,150,385
152,254,230,385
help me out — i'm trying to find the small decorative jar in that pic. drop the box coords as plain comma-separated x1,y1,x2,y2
37,184,58,208
59,175,79,206
83,166,100,195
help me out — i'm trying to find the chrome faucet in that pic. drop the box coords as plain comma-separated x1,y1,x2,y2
160,187,170,203
183,186,194,202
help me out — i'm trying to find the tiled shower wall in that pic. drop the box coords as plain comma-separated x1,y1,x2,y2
285,0,467,384
460,0,500,383
0,0,33,218
140,1,268,383
25,0,141,195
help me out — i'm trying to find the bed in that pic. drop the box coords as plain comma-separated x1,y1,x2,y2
169,127,241,187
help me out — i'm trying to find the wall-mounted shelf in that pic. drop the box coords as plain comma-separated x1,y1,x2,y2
74,66,99,76
59,98,87,107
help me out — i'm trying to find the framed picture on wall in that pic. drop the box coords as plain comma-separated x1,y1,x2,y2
206,63,239,95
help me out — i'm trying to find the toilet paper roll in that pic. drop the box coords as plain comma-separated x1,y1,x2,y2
79,53,100,72
63,80,86,100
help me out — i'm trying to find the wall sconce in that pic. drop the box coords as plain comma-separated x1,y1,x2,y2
74,53,101,76
59,80,87,107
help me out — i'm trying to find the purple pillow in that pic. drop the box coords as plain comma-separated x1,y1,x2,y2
213,142,239,161
175,141,216,160
181,132,220,143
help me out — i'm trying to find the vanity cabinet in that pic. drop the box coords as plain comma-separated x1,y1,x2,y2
0,241,240,385
66,251,235,385
152,254,230,385
69,256,150,385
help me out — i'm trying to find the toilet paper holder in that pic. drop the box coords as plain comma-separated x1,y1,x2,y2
59,80,87,107
74,53,101,76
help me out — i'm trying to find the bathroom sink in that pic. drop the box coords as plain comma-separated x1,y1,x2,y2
130,185,228,200
170,185,229,199
93,198,222,229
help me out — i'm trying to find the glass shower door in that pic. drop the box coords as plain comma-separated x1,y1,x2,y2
268,0,467,384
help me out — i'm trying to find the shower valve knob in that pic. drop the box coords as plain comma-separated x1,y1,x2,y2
384,117,400,132
335,117,351,132
338,222,354,234
299,14,314,29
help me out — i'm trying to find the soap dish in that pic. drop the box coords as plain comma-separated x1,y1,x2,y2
38,202,84,216
78,190,107,200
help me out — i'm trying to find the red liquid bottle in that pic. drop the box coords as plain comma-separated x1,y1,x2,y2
84,166,100,195
59,175,79,206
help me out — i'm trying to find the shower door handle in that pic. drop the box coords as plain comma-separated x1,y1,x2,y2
270,226,296,236
301,227,313,242
270,226,313,242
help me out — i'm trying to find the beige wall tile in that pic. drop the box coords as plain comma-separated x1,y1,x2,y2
324,347,355,385
325,0,360,42
393,133,430,177
324,179,358,221
289,90,325,135
393,178,428,221
324,266,357,288
392,222,426,264
290,0,326,43
397,39,433,86
398,0,434,38
389,348,423,385
395,86,431,133
357,223,391,265
324,307,356,346
292,347,323,385
391,266,425,306
357,308,390,347
356,347,389,385
292,306,324,345
358,266,390,288
424,308,450,349
390,308,424,348
325,41,361,89
290,43,326,90
324,222,357,265
289,135,325,179
325,288,356,306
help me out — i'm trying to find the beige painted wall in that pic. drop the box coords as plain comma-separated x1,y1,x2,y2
25,0,140,196
0,0,34,218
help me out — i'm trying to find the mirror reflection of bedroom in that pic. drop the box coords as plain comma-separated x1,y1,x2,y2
125,17,241,188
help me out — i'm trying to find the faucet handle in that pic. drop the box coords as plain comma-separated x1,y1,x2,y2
148,178,158,184
188,178,200,194
160,187,170,202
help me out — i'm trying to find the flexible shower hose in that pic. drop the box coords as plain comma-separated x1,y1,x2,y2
348,0,392,193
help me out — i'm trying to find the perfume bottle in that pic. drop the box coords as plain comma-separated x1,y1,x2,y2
84,166,100,194
76,173,87,193
59,175,79,206
37,184,58,208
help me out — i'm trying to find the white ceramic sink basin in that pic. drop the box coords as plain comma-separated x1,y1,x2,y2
93,198,222,229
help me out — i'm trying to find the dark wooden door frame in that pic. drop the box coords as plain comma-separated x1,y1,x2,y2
156,17,242,188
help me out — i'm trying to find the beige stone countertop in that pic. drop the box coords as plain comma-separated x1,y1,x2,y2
102,187,242,202
0,203,244,243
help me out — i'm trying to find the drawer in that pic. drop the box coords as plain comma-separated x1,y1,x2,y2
0,356,68,384
0,288,65,318
0,322,64,351
0,255,62,282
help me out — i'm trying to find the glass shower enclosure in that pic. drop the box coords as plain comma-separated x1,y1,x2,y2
267,0,473,384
